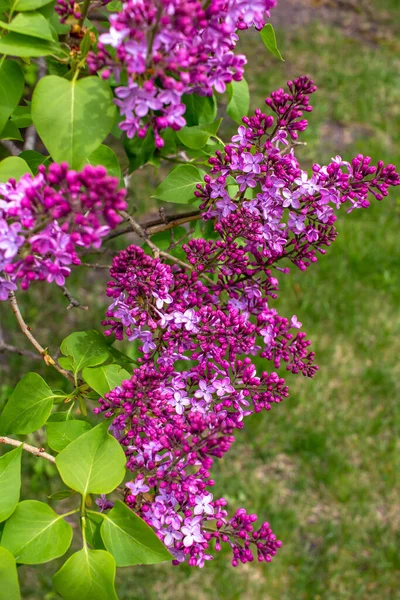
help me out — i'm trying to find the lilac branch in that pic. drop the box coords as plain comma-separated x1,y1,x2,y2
1,140,21,156
62,285,88,311
8,289,75,383
0,436,56,463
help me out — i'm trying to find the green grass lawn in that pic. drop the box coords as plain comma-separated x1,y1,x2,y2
2,2,400,599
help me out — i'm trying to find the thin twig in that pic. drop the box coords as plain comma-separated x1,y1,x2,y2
0,436,56,463
120,210,215,284
1,140,20,156
120,210,161,257
0,325,40,360
62,286,89,311
103,210,201,243
8,290,75,383
0,342,40,361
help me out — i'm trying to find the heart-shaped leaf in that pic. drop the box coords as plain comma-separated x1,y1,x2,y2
32,76,116,169
82,364,130,397
0,120,23,141
1,500,73,564
0,60,24,135
10,0,53,10
86,144,121,182
0,445,22,522
46,419,92,452
152,164,203,204
0,11,54,41
182,93,217,126
227,78,250,124
0,32,60,57
0,157,32,183
100,501,172,566
0,373,59,435
60,330,111,375
176,119,222,149
56,421,126,495
53,549,118,600
0,547,20,600
18,150,49,174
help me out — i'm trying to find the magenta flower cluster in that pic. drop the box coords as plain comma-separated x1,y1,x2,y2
88,0,276,146
54,0,81,23
95,77,399,568
0,163,127,300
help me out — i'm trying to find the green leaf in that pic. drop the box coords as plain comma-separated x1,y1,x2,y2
86,512,106,549
176,119,222,149
10,0,53,9
18,150,49,173
106,0,122,11
32,76,116,169
0,373,57,435
0,11,54,41
182,93,217,126
152,164,203,204
0,59,24,135
46,420,92,452
0,547,21,600
82,364,130,397
0,120,23,140
48,488,77,501
0,156,32,182
60,330,111,375
100,501,172,566
259,23,284,61
11,105,32,128
86,145,121,182
0,0,10,13
0,446,22,522
107,346,137,371
0,32,60,57
53,549,118,600
45,54,68,76
226,78,250,124
158,128,176,156
1,500,73,564
124,128,155,172
58,355,74,371
56,421,126,495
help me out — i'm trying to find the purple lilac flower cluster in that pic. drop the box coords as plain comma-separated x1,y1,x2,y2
0,163,127,299
95,77,399,568
87,0,276,146
55,0,81,23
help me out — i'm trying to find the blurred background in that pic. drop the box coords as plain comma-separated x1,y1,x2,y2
1,0,399,598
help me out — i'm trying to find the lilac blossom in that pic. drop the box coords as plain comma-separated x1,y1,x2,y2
97,76,399,571
0,164,127,297
88,0,277,141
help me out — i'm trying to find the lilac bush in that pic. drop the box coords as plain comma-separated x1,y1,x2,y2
0,0,398,597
